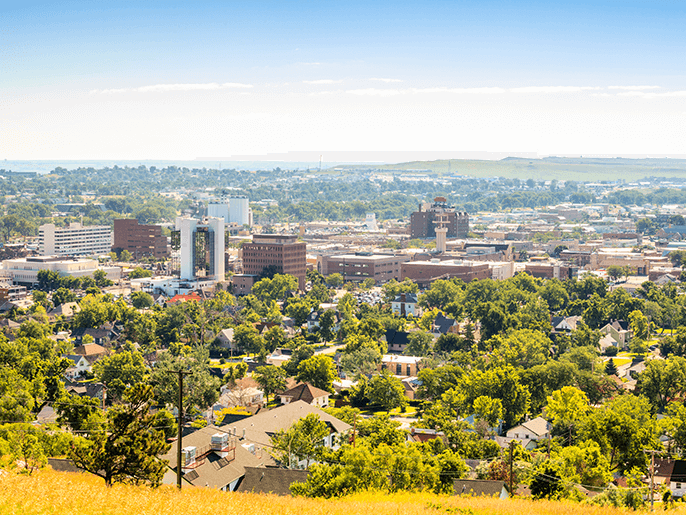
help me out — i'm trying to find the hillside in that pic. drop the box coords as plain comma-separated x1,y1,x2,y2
0,469,650,515
345,157,686,182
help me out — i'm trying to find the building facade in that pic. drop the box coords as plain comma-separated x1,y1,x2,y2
177,217,225,282
39,222,112,257
410,197,469,239
401,260,490,287
2,256,121,286
317,252,410,283
113,219,169,259
241,235,307,290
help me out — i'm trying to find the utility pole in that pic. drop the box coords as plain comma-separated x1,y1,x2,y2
509,440,514,497
352,413,357,448
644,449,660,511
176,369,191,490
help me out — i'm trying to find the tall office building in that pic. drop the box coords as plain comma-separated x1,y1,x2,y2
39,222,112,257
176,217,225,281
410,197,469,239
113,219,170,259
241,234,306,290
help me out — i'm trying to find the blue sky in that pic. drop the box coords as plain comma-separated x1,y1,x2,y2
2,0,686,159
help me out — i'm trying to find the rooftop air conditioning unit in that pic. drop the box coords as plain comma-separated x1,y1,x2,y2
182,446,196,466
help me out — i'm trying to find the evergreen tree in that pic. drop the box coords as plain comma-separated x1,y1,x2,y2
605,358,618,376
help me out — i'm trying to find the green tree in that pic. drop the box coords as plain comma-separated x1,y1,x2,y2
0,367,35,422
150,348,220,414
69,384,171,487
629,309,650,342
317,310,337,342
546,386,590,444
368,371,407,412
128,267,153,279
93,349,148,402
130,291,154,309
51,287,76,307
605,358,618,376
93,269,113,287
253,365,287,404
270,413,330,468
119,250,133,262
296,355,337,393
325,273,344,288
340,347,381,377
637,357,686,413
286,300,312,326
404,331,434,356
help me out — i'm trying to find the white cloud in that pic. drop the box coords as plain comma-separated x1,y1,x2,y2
510,86,601,93
370,78,403,83
608,85,661,90
345,87,505,96
91,83,253,94
618,90,686,99
303,79,343,85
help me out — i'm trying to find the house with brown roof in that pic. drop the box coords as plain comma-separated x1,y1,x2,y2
236,467,308,495
72,342,108,361
279,383,331,408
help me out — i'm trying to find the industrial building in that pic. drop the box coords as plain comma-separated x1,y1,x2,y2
208,196,252,227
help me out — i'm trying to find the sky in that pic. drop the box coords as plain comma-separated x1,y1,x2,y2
1,0,686,161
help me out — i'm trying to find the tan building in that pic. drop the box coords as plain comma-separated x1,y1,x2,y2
317,252,410,283
401,260,490,287
113,219,170,259
241,235,307,290
524,263,574,280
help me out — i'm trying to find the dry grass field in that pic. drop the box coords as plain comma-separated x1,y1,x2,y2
1,468,676,515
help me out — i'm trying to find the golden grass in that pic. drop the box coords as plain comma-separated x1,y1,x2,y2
0,468,668,515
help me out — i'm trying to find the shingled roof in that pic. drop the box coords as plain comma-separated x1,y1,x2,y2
279,383,330,404
236,467,308,495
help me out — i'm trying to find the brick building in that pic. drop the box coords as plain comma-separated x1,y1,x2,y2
410,197,469,239
241,235,307,290
317,252,410,283
113,219,170,259
401,260,490,287
524,263,574,280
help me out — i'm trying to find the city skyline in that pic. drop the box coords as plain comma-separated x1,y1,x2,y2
2,0,685,160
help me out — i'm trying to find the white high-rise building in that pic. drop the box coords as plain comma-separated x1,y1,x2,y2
39,222,113,257
229,196,250,226
177,216,225,282
208,199,230,223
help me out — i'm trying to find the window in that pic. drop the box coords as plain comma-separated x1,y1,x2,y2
678,483,682,489
396,364,402,375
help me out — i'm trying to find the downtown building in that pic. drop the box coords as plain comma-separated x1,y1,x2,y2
238,234,307,292
39,222,112,257
410,197,469,239
112,219,170,259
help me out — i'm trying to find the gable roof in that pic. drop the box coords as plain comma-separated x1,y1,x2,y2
433,313,457,334
220,400,351,449
384,329,410,348
519,416,550,437
280,383,330,403
236,467,308,495
47,302,81,318
73,342,107,357
392,293,418,303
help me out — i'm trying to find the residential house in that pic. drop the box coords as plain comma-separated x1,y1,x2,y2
384,329,410,354
391,293,419,317
215,328,235,351
279,383,330,408
432,313,458,335
551,315,581,333
161,426,264,491
236,467,308,495
379,354,422,377
220,377,265,408
306,310,341,333
600,320,633,348
64,381,106,404
503,416,551,450
654,458,686,498
64,354,91,381
409,428,445,444
267,348,293,366
71,327,111,346
72,342,108,362
47,301,81,321
220,401,351,470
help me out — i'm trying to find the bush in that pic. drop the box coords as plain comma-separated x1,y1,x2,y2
604,346,619,356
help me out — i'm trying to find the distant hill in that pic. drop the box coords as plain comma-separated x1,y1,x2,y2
0,468,635,515
339,157,686,182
